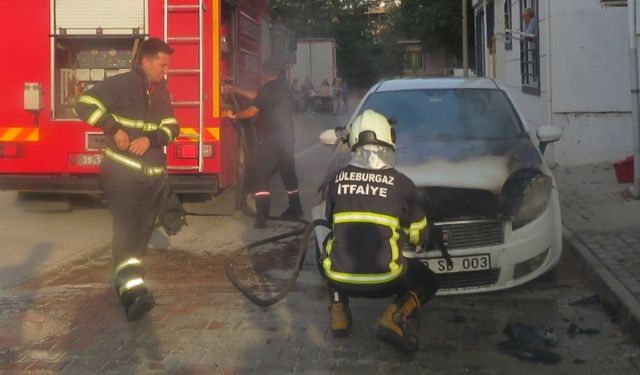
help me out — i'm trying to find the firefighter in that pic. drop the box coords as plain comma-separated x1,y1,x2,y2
320,109,439,352
225,60,303,228
74,38,179,321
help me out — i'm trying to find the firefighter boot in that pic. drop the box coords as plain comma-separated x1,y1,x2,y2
329,293,351,338
121,286,155,322
281,192,304,220
114,258,155,321
376,291,421,352
254,195,270,228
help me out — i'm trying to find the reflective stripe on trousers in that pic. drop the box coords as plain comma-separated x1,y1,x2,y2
104,148,165,176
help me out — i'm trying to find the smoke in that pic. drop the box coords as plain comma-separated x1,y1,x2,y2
398,156,511,193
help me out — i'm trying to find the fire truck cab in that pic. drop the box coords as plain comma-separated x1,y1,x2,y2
0,0,291,206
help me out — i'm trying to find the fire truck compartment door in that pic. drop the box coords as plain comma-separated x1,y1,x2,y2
54,0,145,35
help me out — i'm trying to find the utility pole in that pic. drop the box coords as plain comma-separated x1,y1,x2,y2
462,0,469,77
629,0,640,198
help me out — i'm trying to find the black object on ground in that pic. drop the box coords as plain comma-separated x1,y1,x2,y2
503,322,558,347
498,322,561,365
567,322,601,336
568,294,601,307
497,340,562,365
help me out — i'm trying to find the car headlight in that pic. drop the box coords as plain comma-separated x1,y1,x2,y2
502,170,552,229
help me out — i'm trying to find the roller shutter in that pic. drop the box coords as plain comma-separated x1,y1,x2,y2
54,0,145,35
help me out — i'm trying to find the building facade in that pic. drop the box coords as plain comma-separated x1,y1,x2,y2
474,0,633,166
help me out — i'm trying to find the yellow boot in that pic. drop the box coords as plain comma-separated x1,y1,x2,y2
376,291,421,352
330,301,352,338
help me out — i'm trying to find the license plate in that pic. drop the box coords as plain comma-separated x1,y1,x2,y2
423,254,491,274
87,133,106,150
70,153,104,166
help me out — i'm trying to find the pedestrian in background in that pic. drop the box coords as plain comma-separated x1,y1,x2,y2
332,78,344,115
319,78,332,113
341,80,349,113
74,38,180,321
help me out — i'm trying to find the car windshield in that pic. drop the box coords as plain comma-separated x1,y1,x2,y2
359,88,526,141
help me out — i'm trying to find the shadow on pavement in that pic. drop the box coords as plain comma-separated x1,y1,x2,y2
0,242,53,372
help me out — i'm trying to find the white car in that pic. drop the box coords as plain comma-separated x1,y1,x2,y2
313,77,563,295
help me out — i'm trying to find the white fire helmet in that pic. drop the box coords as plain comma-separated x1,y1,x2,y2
348,109,396,151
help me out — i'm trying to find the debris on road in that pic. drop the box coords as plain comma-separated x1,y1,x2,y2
498,322,561,365
567,322,601,336
568,294,601,307
503,322,558,347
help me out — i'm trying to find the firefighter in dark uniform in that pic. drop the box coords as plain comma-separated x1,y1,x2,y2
225,60,303,228
321,109,438,352
74,38,179,321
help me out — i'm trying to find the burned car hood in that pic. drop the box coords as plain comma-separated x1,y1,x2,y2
395,138,543,194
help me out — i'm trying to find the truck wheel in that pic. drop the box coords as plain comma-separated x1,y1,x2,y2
235,126,255,215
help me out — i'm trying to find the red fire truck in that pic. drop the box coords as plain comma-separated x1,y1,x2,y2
0,0,289,207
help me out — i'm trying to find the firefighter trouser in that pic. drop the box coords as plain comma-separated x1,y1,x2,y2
100,158,162,292
321,258,439,306
254,137,299,195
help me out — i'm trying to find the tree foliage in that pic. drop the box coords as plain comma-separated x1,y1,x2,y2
393,0,474,60
269,0,473,87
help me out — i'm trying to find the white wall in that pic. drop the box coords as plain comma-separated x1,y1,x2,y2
551,113,632,165
549,1,632,165
490,0,633,166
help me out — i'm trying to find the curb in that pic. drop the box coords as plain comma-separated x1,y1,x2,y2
562,224,640,344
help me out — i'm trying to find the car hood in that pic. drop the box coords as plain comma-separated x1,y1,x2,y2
395,138,543,194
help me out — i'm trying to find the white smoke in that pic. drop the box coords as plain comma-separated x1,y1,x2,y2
398,156,510,193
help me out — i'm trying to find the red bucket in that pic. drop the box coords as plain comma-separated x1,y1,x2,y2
613,155,634,183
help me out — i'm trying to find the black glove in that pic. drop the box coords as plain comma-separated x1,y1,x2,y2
157,182,188,236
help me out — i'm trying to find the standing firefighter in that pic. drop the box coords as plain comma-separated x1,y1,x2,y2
74,38,179,321
226,60,303,228
321,109,438,352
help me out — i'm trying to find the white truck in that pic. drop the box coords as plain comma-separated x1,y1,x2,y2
289,38,336,90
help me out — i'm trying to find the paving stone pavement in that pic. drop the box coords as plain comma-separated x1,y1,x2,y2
555,163,640,342
1,211,640,374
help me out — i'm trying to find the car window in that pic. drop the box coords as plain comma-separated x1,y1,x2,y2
358,88,526,141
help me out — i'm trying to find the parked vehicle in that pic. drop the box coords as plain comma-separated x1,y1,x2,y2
315,77,563,294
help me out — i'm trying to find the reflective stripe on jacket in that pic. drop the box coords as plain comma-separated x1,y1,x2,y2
74,66,179,168
322,165,428,285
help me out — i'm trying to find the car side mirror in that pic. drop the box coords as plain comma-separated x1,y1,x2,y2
536,125,562,155
319,126,347,146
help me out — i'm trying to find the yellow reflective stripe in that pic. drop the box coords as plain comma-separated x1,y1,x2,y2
79,95,107,111
325,237,334,256
389,223,401,272
323,264,403,284
160,126,174,142
87,108,105,126
105,148,142,169
104,148,165,176
118,277,144,295
408,217,428,244
111,114,159,131
333,212,399,228
324,211,403,285
146,167,165,176
114,257,142,275
160,117,178,126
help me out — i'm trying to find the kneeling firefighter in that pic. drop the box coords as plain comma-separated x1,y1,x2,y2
320,109,439,352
